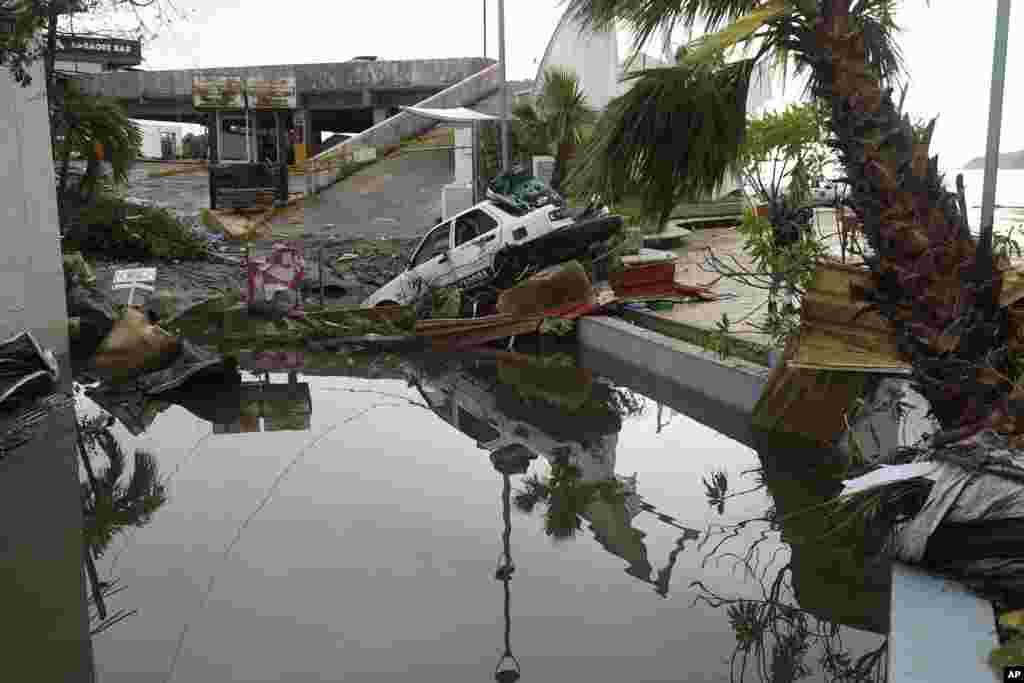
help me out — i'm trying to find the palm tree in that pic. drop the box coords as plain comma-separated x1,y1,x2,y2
513,460,624,540
57,80,142,209
566,0,1022,445
512,67,598,193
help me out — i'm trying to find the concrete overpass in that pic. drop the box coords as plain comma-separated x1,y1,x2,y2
83,57,497,157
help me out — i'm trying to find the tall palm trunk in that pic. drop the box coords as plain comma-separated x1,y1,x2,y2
808,0,1018,442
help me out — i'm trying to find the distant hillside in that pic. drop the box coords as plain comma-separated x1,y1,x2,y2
964,149,1024,170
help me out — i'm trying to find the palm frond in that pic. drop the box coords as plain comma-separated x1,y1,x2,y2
567,57,755,225
538,67,598,143
852,3,905,85
566,0,765,54
513,475,549,513
94,429,126,495
123,450,164,505
61,80,142,187
683,0,791,65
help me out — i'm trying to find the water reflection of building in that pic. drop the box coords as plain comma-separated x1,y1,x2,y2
86,361,312,436
405,356,700,595
212,372,312,434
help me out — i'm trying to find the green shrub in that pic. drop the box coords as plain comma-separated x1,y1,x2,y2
63,193,208,260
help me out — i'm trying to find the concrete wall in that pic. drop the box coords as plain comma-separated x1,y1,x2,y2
579,316,770,416
136,122,184,158
1,64,71,354
0,60,95,681
84,57,494,102
534,7,620,111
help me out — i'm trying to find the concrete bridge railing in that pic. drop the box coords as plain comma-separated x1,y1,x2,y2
304,63,502,194
83,57,494,102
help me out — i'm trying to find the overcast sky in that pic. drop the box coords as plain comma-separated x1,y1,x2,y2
134,0,1021,169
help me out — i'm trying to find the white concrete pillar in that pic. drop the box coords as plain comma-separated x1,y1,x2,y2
0,66,70,355
453,125,473,185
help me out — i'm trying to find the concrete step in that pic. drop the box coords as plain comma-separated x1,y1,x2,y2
889,562,997,683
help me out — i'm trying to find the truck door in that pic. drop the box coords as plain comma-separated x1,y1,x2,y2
446,206,502,290
405,219,456,293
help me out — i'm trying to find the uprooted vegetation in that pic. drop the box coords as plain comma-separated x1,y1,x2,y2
62,191,208,261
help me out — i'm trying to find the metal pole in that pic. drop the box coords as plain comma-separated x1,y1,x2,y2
498,0,509,173
245,106,252,163
483,0,487,57
472,121,480,204
216,110,223,163
976,0,1012,289
319,245,325,308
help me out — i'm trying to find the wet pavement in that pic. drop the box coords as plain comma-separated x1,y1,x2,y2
303,146,453,240
75,350,887,682
117,163,307,221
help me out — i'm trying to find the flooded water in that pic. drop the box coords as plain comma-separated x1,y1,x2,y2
78,352,887,682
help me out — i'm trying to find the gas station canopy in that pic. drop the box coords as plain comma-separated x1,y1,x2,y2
401,106,498,123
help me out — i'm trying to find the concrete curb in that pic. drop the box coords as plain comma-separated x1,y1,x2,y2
578,315,770,416
618,308,776,369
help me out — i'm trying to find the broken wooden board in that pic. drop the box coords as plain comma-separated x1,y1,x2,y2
792,260,911,374
790,322,912,374
999,266,1024,308
752,340,873,445
208,192,305,241
419,292,615,351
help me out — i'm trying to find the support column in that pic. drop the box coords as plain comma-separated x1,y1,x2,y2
274,110,288,207
308,116,322,158
296,108,313,196
208,112,220,209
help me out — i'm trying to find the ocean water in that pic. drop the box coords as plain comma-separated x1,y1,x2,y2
946,169,1024,237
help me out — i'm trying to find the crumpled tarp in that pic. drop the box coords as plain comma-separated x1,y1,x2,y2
880,430,1024,597
0,331,59,408
86,340,240,434
487,170,563,214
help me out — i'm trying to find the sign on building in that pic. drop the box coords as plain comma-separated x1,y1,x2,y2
245,78,297,110
192,76,295,110
192,76,245,110
55,36,138,55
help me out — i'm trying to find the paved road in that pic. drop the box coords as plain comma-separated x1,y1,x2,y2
303,148,454,240
116,163,307,217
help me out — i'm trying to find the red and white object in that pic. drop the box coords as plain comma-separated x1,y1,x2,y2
243,242,305,317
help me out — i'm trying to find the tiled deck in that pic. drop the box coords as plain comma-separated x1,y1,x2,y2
633,209,856,360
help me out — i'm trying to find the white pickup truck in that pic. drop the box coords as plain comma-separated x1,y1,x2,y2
362,191,622,308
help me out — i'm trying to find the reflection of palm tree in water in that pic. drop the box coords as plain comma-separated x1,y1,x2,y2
514,452,701,597
79,417,167,556
76,414,168,635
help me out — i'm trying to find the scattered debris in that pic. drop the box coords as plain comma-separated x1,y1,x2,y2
243,243,306,319
497,261,595,317
789,260,911,373
0,332,60,408
91,307,180,378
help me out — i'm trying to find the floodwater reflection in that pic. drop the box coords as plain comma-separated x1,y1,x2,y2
79,350,887,682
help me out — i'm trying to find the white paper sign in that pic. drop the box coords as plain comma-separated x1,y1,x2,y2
840,463,942,497
113,268,157,285
112,282,155,292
